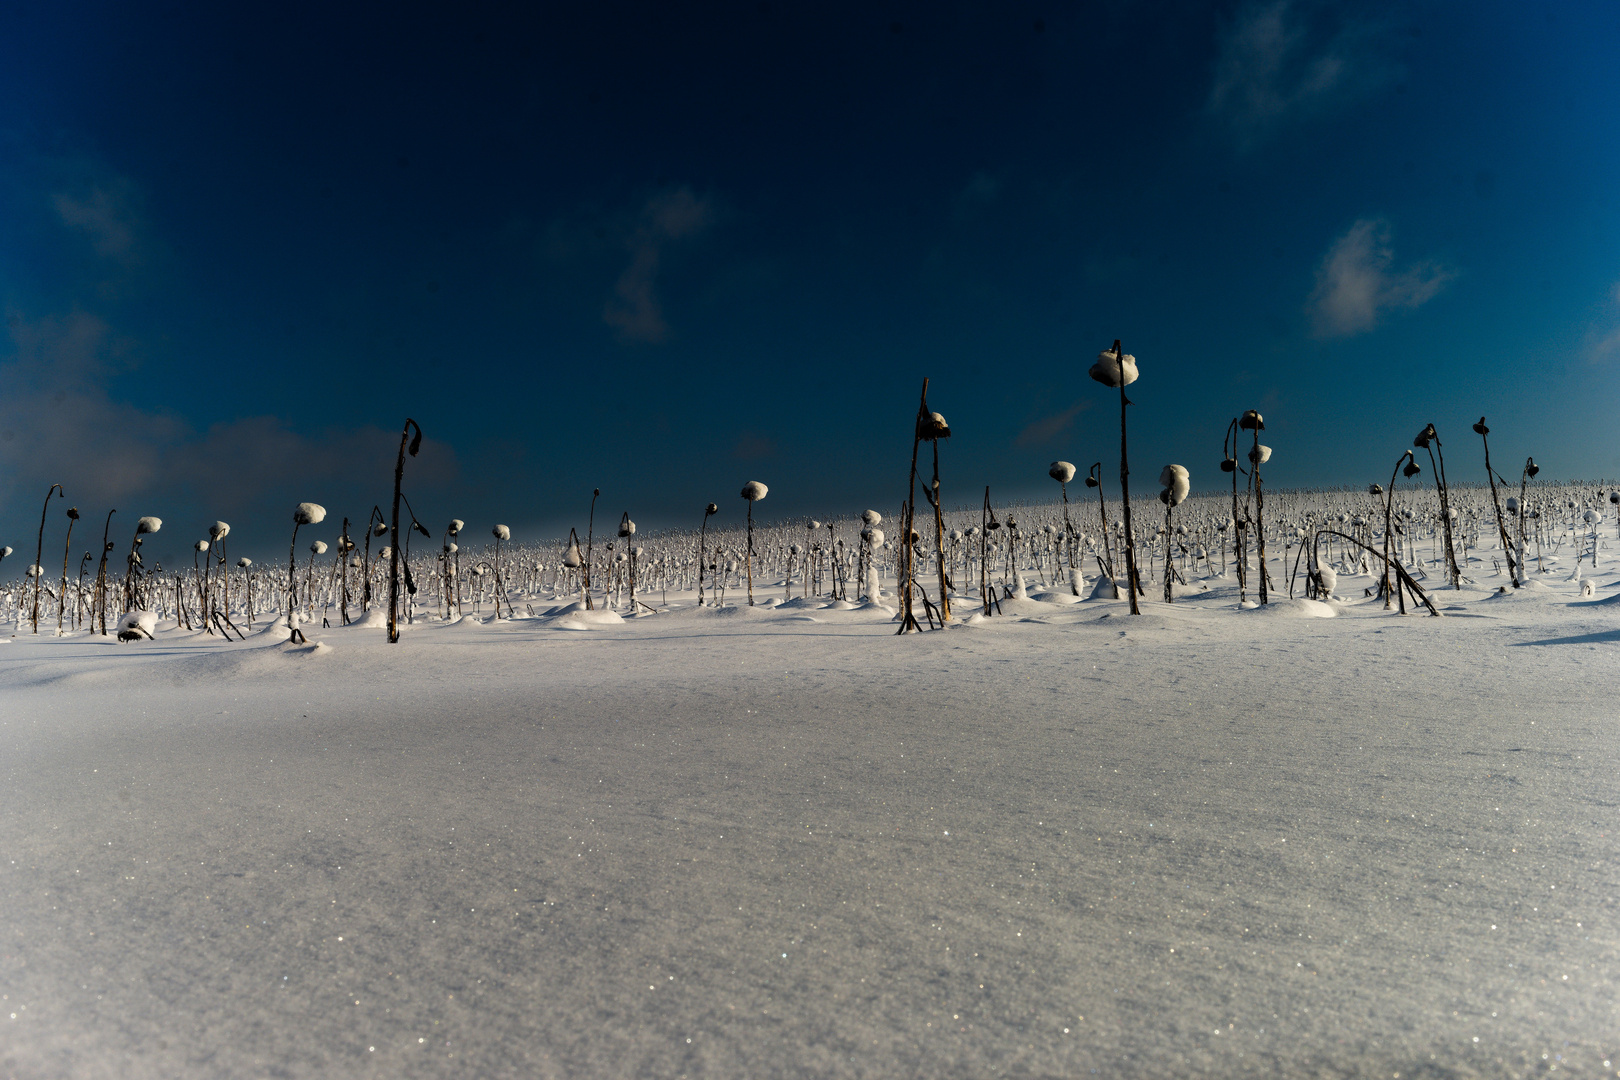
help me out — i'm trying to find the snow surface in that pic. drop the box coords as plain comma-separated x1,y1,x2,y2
2,569,1618,1078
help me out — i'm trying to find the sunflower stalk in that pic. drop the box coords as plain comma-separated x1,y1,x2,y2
387,418,423,642
32,484,63,634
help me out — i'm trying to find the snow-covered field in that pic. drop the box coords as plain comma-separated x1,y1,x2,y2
3,516,1618,1078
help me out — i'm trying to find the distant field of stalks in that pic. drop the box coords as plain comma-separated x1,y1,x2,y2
3,480,1614,634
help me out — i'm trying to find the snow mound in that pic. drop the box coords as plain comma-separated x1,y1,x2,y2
115,611,158,641
699,603,778,618
279,639,332,657
1238,598,1335,618
1028,589,1084,605
993,596,1064,617
1483,585,1560,602
550,607,625,630
1087,576,1124,601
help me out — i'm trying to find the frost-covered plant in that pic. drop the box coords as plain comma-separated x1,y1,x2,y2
857,509,881,596
387,418,423,642
358,509,386,614
287,502,326,643
1472,417,1518,587
1090,340,1140,613
237,557,254,627
306,539,329,620
1378,451,1418,612
124,516,162,614
1312,510,1437,616
979,487,1003,615
1158,465,1189,603
31,483,63,634
1050,462,1080,594
492,523,512,618
325,520,354,626
74,550,92,630
614,515,636,612
740,481,768,605
115,610,157,642
899,379,950,632
1084,463,1118,593
90,510,115,635
394,506,433,626
1222,417,1248,600
446,519,466,615
1514,457,1540,581
563,528,586,605
1241,410,1269,606
191,539,211,631
697,502,718,607
206,521,232,630
1311,562,1337,600
582,489,601,610
57,505,79,635
804,519,821,598
1413,425,1461,588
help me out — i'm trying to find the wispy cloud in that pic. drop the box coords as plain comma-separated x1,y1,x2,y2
1584,281,1620,363
732,431,776,460
1208,1,1396,144
0,310,459,527
1307,218,1453,337
1016,400,1089,447
53,183,143,263
603,186,716,344
952,171,1001,221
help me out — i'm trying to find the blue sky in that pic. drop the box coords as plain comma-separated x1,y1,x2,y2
2,0,1618,562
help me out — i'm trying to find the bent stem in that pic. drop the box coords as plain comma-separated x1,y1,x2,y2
1381,451,1412,613
32,483,63,634
584,489,600,610
1225,418,1247,602
1112,342,1140,614
697,505,716,607
745,502,756,606
1418,427,1461,588
1315,528,1439,616
387,417,423,643
286,522,305,643
1088,462,1117,593
1162,499,1176,604
95,510,115,636
58,507,78,635
1476,420,1518,587
1251,428,1267,605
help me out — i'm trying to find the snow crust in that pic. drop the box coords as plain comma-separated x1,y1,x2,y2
1,557,1616,1079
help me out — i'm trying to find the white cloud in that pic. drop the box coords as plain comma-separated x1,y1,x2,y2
603,187,716,344
1209,1,1395,143
1307,218,1453,337
1584,282,1620,363
51,175,150,267
952,171,1000,220
0,310,459,525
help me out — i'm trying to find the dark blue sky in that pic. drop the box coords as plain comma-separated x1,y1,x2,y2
3,1,1618,562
